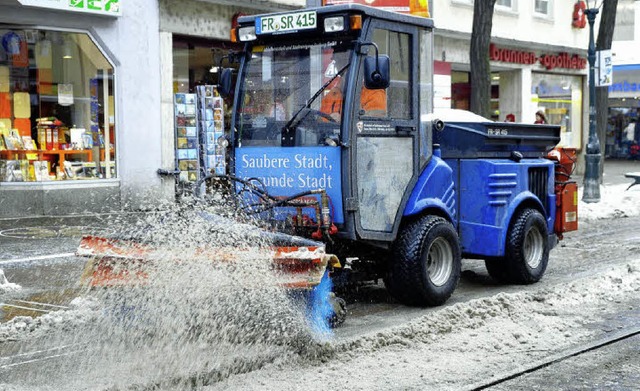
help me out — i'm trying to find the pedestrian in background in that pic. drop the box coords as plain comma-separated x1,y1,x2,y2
630,141,639,160
623,119,636,157
534,110,547,124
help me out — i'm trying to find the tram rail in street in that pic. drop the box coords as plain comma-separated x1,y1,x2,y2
0,344,86,371
467,326,640,390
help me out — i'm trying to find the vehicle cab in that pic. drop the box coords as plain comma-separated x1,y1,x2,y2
227,5,436,243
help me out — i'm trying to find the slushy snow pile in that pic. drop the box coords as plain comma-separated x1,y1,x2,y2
578,183,640,222
0,297,99,342
0,269,21,294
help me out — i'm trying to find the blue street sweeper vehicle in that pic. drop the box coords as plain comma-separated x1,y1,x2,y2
78,4,578,327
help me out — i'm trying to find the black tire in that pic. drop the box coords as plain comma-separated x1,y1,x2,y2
328,295,347,328
502,208,549,284
484,257,511,283
386,215,461,307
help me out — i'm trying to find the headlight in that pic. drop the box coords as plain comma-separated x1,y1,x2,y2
324,16,345,33
238,26,257,41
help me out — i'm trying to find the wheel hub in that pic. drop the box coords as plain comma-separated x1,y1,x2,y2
524,226,544,269
426,237,453,287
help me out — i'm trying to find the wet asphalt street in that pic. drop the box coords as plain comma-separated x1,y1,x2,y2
0,212,146,319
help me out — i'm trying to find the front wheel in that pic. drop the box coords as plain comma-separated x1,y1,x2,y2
386,215,461,307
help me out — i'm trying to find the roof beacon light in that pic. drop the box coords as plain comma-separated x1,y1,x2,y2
238,26,257,42
324,16,345,33
350,15,362,30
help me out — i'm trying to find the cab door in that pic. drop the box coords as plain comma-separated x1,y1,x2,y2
352,22,420,241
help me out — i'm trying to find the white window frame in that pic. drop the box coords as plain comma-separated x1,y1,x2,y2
496,0,518,13
533,0,552,18
450,0,473,7
451,0,519,12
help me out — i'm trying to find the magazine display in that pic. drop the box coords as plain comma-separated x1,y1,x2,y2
0,160,28,182
174,92,199,183
2,130,23,150
33,161,50,181
0,122,94,181
197,85,226,176
173,86,228,185
36,117,65,151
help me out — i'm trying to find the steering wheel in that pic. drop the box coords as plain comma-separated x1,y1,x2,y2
307,108,338,123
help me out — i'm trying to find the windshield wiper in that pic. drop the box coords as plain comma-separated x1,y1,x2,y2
283,62,351,134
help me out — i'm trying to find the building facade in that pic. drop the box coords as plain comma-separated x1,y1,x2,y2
431,0,590,152
0,0,298,218
0,0,596,217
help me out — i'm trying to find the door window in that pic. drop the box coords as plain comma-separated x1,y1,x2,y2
359,29,412,119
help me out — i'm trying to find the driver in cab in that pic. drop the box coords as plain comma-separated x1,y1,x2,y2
320,68,387,121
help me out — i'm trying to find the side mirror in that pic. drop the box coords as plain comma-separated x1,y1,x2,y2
218,68,233,98
364,55,390,89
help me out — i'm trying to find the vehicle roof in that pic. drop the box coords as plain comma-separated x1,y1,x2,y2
237,4,435,29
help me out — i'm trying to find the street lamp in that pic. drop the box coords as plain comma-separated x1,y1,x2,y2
582,2,601,203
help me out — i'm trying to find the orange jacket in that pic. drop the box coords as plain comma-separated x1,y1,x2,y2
320,86,344,116
320,86,387,118
360,88,387,116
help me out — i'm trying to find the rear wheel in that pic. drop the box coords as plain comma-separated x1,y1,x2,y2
489,208,549,284
386,215,461,306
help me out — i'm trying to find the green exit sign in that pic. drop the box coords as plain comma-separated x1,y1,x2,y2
18,0,122,17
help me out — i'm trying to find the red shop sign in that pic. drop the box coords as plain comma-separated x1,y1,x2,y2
324,0,408,12
489,44,587,71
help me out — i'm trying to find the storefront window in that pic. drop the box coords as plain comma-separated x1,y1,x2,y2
607,64,640,158
451,71,470,110
451,70,498,120
531,73,582,148
490,72,500,121
0,28,115,182
172,36,241,95
607,105,640,159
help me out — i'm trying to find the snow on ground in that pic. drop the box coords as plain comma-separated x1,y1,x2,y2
1,183,639,390
0,297,99,342
209,258,640,391
578,183,640,222
425,108,492,123
0,269,21,294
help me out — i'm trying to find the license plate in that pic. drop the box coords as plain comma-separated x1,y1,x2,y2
256,11,317,34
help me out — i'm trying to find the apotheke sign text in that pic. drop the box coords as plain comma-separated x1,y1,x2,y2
490,44,587,71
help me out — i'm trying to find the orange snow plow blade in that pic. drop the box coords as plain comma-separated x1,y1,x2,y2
77,236,340,289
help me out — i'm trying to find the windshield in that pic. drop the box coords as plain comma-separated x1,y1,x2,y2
235,40,354,147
